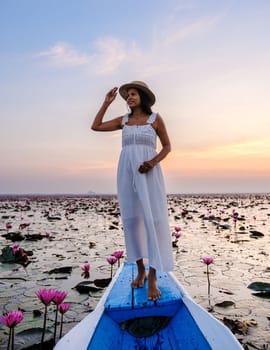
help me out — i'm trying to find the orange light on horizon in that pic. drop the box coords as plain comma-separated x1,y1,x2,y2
163,138,270,177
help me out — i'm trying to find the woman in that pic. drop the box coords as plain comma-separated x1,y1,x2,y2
91,81,174,300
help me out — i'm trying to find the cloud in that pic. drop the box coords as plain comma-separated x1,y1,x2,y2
93,37,127,74
37,42,90,67
160,15,220,48
35,12,224,77
36,37,129,75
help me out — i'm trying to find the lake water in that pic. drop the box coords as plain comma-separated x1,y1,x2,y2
0,194,269,349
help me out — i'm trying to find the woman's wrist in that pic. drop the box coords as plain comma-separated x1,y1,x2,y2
103,100,111,108
149,159,158,167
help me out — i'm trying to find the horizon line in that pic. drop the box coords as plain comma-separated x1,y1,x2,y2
0,191,269,197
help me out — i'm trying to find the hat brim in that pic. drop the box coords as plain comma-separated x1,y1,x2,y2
119,83,156,106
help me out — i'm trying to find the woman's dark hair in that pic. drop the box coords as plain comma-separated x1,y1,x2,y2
129,88,153,115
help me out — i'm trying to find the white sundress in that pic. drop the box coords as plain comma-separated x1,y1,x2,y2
117,113,174,272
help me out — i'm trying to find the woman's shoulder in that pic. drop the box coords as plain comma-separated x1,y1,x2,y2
151,113,167,132
148,112,165,123
147,112,158,123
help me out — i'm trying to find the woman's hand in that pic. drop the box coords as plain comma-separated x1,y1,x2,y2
104,87,118,105
91,86,122,132
138,160,156,174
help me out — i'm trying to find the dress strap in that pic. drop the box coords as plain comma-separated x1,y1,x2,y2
121,114,129,126
147,113,157,124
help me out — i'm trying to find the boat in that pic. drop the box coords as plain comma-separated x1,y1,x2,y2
54,263,242,349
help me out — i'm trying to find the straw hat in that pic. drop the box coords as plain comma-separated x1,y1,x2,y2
119,81,156,106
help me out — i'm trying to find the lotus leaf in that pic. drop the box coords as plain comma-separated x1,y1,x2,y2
247,282,270,292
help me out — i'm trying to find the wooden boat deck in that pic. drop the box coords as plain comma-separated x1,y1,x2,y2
105,263,183,321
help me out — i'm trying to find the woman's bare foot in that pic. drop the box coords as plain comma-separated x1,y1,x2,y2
131,270,147,288
131,259,146,288
148,267,161,301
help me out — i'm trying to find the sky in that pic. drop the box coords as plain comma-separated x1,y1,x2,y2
1,0,270,195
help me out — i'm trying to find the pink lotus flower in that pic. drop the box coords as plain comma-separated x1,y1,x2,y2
6,223,12,230
81,263,90,278
107,257,118,279
112,251,124,267
1,310,24,328
181,208,188,217
21,251,27,258
36,288,57,305
112,250,124,259
202,257,214,265
58,303,70,339
58,303,70,314
36,288,57,347
81,263,90,272
52,291,67,305
12,244,20,255
1,310,24,350
202,257,214,306
19,222,31,230
172,229,182,248
107,257,118,265
52,291,67,345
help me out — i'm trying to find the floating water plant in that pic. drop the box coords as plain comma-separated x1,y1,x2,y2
0,245,29,266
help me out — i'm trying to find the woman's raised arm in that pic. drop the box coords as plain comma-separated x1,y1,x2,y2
91,87,123,132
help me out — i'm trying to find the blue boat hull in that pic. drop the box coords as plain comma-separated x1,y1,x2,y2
54,263,242,350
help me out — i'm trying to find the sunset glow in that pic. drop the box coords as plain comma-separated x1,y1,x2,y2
1,1,270,194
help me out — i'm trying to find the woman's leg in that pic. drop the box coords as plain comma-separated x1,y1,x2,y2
131,258,147,288
148,267,161,300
